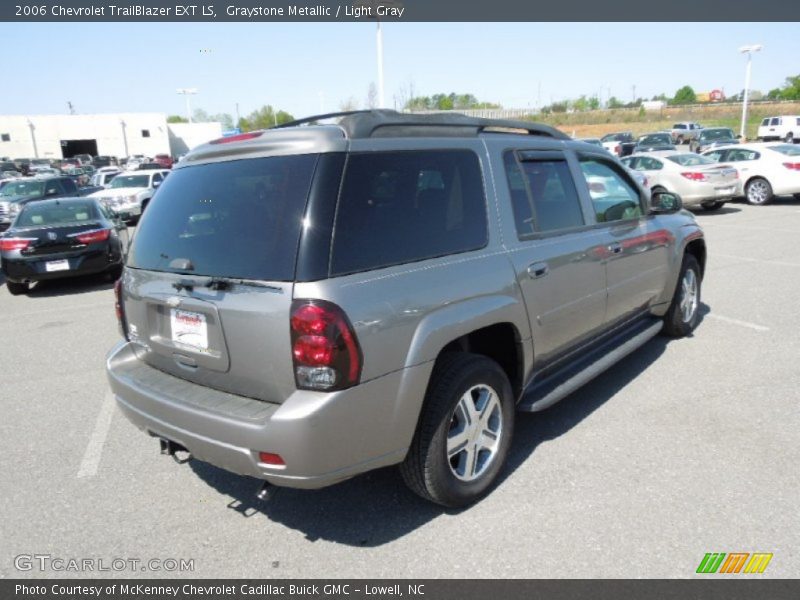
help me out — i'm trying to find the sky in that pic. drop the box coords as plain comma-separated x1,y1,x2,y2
2,22,797,120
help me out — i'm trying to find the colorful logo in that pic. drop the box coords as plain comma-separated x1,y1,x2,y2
696,552,773,574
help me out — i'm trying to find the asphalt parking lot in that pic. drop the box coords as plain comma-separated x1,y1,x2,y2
1,196,798,579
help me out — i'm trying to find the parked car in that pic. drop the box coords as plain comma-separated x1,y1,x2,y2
621,152,739,211
670,122,703,145
88,169,169,221
757,116,800,143
701,143,800,205
0,197,129,295
107,110,706,508
28,159,54,173
600,131,637,157
0,176,83,232
690,127,738,153
153,153,174,169
59,158,82,171
91,168,122,188
62,167,90,188
92,156,119,168
633,133,677,153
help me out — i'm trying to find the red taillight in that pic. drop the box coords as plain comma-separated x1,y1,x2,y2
114,278,128,340
783,162,800,171
258,452,285,466
73,228,111,244
209,131,263,144
0,237,33,251
290,300,362,391
613,144,622,155
681,172,707,181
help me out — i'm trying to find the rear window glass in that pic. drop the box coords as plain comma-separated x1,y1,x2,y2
667,154,715,166
128,154,318,281
17,201,98,227
330,150,487,275
110,174,150,188
770,144,800,156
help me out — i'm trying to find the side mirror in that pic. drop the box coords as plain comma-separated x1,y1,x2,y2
153,181,160,188
650,191,682,214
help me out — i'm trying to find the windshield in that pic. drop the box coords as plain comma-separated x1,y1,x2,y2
666,154,716,166
770,144,800,156
110,174,150,188
601,133,627,142
638,134,671,145
16,200,99,228
701,128,735,141
0,180,45,197
128,154,318,281
31,159,50,166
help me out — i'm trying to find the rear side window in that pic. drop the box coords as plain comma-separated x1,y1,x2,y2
504,151,584,235
128,154,318,281
330,150,487,275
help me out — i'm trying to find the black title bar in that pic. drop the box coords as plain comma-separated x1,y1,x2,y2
4,1,800,22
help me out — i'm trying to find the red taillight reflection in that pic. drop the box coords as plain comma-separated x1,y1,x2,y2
783,162,800,171
0,237,33,251
681,172,707,181
75,228,111,244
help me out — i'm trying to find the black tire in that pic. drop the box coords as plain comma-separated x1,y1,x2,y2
106,264,123,281
701,201,724,211
400,353,515,508
745,177,773,205
785,132,794,143
662,254,702,338
677,136,684,145
6,281,29,296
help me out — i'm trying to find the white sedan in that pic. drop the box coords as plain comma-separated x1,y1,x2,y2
701,143,800,205
621,151,740,211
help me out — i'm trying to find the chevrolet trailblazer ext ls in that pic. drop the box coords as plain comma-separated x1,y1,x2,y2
107,111,705,507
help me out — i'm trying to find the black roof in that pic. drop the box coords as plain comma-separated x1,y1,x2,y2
273,109,570,140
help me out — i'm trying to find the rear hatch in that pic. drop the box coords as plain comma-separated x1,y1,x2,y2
123,153,319,404
8,199,109,257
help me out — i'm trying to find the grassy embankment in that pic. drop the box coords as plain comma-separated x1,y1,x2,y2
528,102,800,141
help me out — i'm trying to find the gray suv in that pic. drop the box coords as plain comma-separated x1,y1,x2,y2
106,110,706,507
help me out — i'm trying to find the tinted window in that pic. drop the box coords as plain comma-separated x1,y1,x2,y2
726,149,760,161
330,150,487,275
579,158,642,223
637,157,664,170
110,174,150,188
128,154,318,281
770,118,780,126
703,150,725,161
504,152,584,235
17,201,99,227
667,154,715,167
761,118,770,126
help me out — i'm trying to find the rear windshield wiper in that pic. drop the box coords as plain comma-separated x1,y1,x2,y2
172,276,281,292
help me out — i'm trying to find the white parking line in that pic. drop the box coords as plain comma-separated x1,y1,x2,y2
706,313,770,332
714,253,800,268
77,391,116,479
0,301,111,322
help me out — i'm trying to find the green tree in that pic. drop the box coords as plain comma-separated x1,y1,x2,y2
572,95,590,112
607,96,625,109
588,96,600,110
671,85,697,105
238,105,294,131
167,115,188,123
772,75,800,100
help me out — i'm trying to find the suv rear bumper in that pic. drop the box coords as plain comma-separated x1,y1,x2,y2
106,341,429,489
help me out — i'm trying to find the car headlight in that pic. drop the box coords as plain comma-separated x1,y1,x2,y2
9,203,20,216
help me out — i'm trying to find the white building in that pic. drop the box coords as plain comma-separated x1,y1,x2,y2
0,113,222,160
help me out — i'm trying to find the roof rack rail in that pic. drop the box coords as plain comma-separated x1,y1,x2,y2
271,109,569,140
271,110,373,129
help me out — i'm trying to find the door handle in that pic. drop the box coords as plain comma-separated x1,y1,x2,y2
608,242,623,255
527,262,549,279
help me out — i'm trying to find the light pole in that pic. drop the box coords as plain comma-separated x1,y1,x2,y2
176,88,198,123
739,44,762,140
27,119,38,159
120,119,129,158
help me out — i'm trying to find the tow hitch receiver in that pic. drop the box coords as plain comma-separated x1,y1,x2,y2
159,438,192,464
256,481,276,502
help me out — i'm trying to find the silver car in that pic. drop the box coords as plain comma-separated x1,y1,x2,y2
107,111,706,507
622,152,740,211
